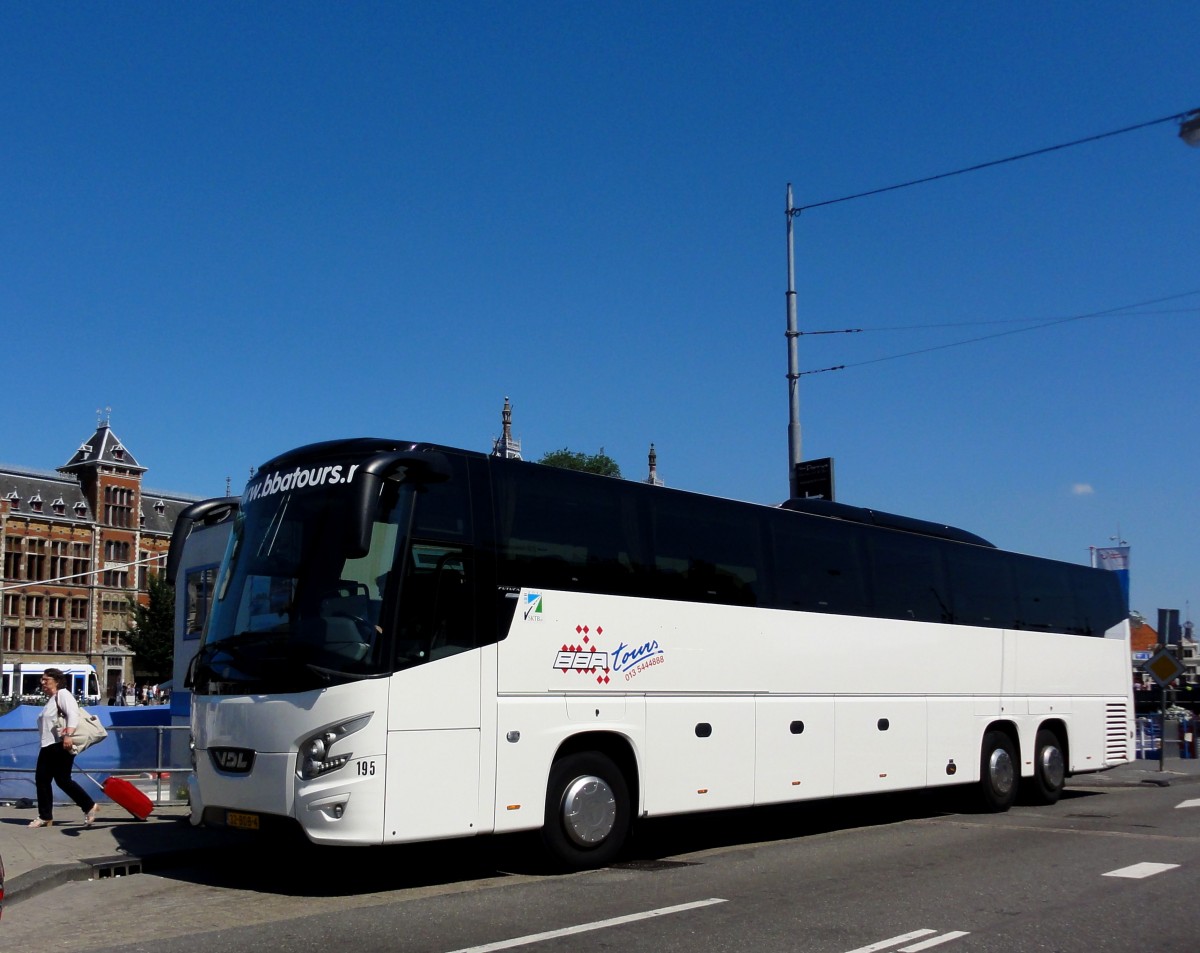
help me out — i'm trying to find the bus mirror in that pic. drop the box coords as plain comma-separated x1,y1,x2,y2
359,451,452,485
166,497,240,587
348,451,453,556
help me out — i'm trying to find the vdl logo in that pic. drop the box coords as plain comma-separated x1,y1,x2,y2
210,748,255,774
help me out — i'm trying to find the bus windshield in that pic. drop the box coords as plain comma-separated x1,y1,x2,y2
194,468,412,695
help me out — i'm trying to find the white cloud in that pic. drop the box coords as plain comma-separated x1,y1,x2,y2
1072,483,1095,496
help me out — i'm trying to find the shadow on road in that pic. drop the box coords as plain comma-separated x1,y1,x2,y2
129,782,1112,895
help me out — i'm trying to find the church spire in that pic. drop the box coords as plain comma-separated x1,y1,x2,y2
491,396,523,460
644,443,664,486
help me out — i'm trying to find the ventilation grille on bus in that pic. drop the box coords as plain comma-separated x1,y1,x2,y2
1105,702,1129,761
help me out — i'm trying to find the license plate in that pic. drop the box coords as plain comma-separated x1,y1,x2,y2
226,811,260,830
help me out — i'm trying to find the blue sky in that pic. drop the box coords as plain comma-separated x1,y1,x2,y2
2,3,1197,621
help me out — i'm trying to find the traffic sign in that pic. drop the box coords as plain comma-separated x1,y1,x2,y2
1144,649,1185,688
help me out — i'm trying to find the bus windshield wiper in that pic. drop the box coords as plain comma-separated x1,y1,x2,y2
304,663,391,682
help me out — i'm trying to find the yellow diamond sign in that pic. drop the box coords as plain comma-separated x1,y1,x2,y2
1144,649,1185,688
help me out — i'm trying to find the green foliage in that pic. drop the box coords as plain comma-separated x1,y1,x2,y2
538,447,622,478
125,572,176,682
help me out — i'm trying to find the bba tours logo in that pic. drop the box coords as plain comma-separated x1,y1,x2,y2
551,624,667,686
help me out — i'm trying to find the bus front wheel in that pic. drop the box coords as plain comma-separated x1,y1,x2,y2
978,730,1018,812
542,752,631,870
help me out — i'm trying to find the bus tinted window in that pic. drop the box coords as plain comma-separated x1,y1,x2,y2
493,465,643,596
942,543,1018,628
649,495,763,606
770,514,871,616
867,529,951,624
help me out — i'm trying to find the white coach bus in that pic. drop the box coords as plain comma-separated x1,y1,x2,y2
186,439,1133,868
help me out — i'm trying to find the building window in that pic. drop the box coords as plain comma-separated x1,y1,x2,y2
52,497,66,515
5,490,19,511
25,540,46,581
3,627,18,652
70,598,88,621
70,629,87,652
29,494,43,513
103,486,134,528
48,597,65,619
46,628,65,652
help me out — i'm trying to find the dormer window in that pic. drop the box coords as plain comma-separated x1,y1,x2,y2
5,490,19,511
73,501,88,516
154,499,166,514
52,497,66,515
29,493,43,513
139,508,146,527
112,444,125,461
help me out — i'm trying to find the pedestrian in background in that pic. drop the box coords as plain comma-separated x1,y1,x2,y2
28,668,98,828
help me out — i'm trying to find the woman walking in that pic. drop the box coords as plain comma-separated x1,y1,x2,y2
29,668,98,828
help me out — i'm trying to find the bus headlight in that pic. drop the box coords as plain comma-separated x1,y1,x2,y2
297,714,371,781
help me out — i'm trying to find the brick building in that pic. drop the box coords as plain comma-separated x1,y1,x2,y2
1,419,200,699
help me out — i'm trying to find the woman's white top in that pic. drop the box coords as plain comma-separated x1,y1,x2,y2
38,688,80,748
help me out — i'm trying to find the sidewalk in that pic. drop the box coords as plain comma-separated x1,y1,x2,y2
0,800,247,907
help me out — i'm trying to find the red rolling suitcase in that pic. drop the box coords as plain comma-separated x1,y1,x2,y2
83,773,154,820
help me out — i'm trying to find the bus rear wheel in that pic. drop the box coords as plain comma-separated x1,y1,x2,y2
542,752,631,870
1028,728,1066,805
978,729,1018,812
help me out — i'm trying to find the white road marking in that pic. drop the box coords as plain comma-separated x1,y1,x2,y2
844,931,936,953
444,898,727,953
899,932,972,952
1175,798,1200,809
845,930,971,953
1103,862,1180,879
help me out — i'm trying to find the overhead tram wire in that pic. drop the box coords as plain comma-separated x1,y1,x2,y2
791,110,1200,216
799,289,1200,377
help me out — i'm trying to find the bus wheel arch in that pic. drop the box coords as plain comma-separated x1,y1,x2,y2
1026,721,1068,805
978,724,1020,812
542,733,638,870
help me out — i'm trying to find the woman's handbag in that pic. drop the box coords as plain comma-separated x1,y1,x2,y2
55,696,109,754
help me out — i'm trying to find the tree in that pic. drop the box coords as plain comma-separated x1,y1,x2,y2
538,447,622,477
125,573,175,683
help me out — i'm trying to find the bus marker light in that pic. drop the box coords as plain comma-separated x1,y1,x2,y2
697,789,708,794
506,804,521,811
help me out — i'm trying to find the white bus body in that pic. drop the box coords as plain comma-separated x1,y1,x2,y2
187,440,1133,867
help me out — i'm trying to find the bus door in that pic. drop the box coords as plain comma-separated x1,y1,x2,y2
383,464,487,843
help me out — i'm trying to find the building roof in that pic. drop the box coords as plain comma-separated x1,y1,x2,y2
0,467,93,523
1,420,202,532
59,421,146,474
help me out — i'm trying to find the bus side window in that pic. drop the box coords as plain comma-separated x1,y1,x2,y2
394,543,474,663
868,531,950,624
770,517,870,616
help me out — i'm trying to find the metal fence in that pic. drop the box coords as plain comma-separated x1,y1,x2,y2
1135,714,1200,761
0,723,191,805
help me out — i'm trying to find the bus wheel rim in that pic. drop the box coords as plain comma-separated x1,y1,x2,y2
561,774,617,847
988,747,1014,796
1040,744,1065,789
